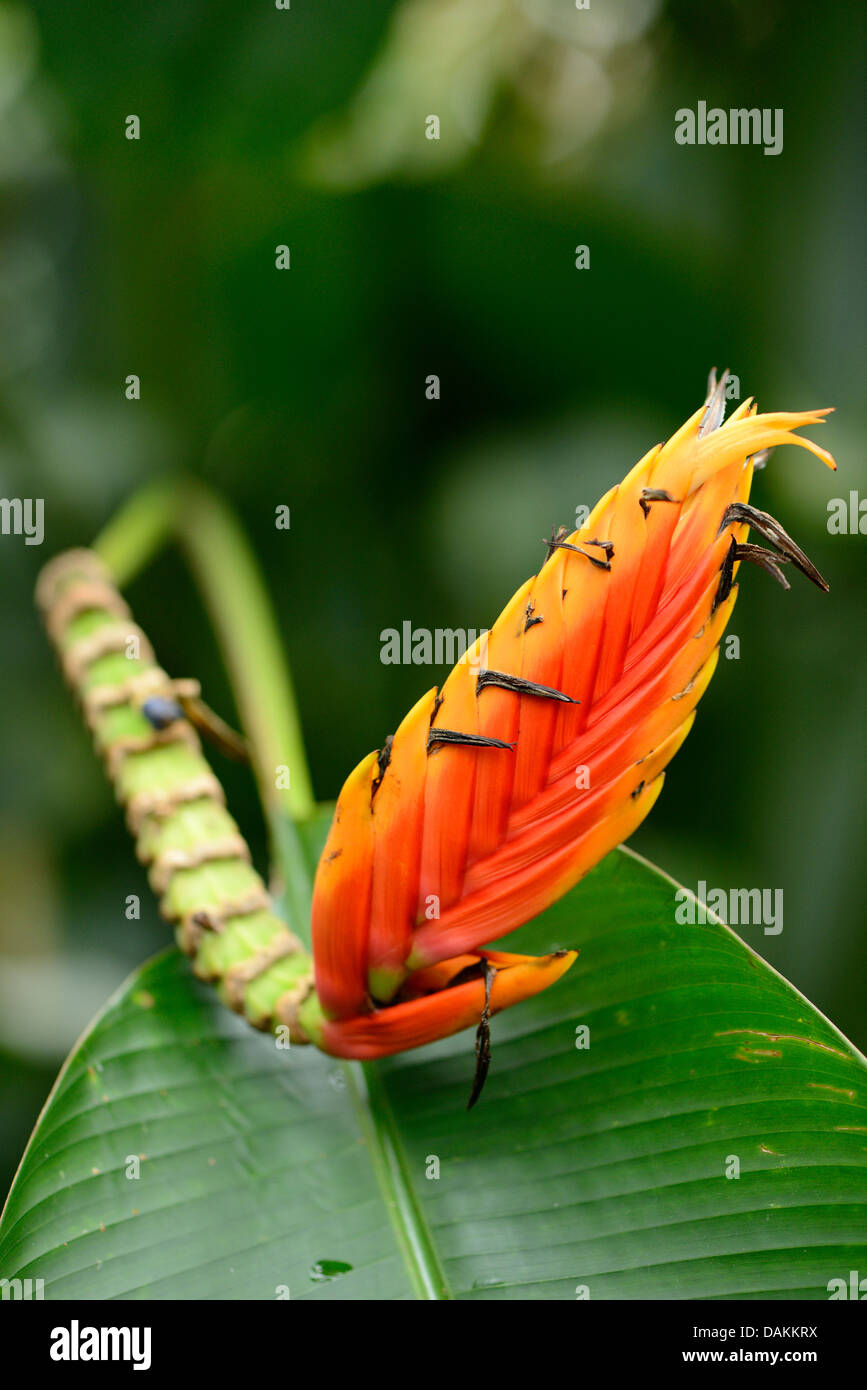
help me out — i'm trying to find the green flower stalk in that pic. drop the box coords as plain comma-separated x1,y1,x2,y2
36,547,315,1041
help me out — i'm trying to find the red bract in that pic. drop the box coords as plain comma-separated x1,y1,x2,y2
299,378,834,1067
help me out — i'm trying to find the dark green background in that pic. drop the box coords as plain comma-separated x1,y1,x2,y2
1,0,864,1203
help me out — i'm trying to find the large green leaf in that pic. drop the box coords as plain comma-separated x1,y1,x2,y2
1,845,865,1300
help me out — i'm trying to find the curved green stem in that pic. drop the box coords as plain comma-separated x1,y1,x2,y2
176,482,316,933
174,482,314,817
93,479,183,588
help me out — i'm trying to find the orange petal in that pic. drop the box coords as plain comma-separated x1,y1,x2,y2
311,388,834,1027
304,950,577,1059
311,750,378,1020
367,688,439,1001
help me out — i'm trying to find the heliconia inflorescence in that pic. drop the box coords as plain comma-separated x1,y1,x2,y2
36,376,835,1104
298,374,835,1078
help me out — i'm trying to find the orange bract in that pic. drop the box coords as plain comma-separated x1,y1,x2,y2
301,378,834,1064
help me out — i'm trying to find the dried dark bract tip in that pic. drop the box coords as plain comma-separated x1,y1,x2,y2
713,535,738,612
732,543,792,590
717,502,829,592
544,524,570,561
631,780,645,800
639,488,679,518
546,537,612,570
467,960,496,1110
477,669,579,704
713,535,794,612
586,538,615,557
427,728,516,753
524,602,544,631
371,734,394,803
544,526,614,569
699,368,730,437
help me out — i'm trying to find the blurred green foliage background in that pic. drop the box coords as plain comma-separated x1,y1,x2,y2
1,0,864,1202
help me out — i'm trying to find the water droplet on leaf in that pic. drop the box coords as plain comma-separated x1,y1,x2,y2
309,1260,353,1282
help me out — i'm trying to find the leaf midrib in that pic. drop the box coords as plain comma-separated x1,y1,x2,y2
288,813,452,1301
347,1061,452,1300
